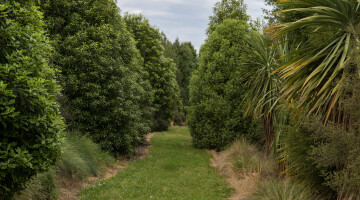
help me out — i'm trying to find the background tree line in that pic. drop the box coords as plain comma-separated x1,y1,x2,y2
0,0,197,199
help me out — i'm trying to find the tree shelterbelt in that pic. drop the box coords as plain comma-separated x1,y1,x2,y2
124,14,180,132
0,1,64,198
173,40,198,123
39,0,153,155
188,18,256,150
161,36,198,125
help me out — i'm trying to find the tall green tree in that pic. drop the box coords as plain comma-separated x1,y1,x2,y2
39,0,153,154
161,36,198,125
0,1,64,198
275,0,360,124
174,41,198,110
207,0,249,35
188,19,254,150
263,0,306,24
124,14,180,131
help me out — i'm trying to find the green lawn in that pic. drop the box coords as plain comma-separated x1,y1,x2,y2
78,126,233,200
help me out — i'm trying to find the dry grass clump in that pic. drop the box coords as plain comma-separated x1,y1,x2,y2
250,179,321,200
211,138,320,200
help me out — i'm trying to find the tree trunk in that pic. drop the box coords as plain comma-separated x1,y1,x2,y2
262,113,275,156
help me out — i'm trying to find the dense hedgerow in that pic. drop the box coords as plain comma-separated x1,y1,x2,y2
187,19,255,150
124,14,181,132
39,0,153,155
0,1,64,198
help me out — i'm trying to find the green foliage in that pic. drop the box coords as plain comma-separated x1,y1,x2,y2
207,0,249,35
241,31,282,155
151,57,180,131
275,0,360,121
161,37,198,125
242,32,281,119
310,122,360,199
0,1,64,198
279,79,360,199
124,14,180,132
188,19,255,150
280,123,331,196
173,41,198,110
15,133,114,200
263,0,307,24
39,0,153,154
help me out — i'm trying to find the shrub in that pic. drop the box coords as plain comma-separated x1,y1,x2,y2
308,119,360,199
39,0,153,154
0,1,64,198
280,123,330,194
281,117,360,198
187,19,255,150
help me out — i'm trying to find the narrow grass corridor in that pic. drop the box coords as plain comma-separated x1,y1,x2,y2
78,126,232,200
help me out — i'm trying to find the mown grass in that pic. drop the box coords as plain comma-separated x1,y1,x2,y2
78,126,233,200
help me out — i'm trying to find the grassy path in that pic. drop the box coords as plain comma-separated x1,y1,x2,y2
78,126,232,200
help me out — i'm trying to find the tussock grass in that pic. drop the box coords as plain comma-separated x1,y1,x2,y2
250,179,320,200
14,171,58,200
15,132,114,200
227,139,275,177
212,138,321,200
58,133,114,181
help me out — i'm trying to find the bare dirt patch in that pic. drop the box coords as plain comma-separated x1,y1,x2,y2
209,150,259,200
57,133,155,200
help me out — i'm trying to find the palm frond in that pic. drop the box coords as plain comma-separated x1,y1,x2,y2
274,0,360,121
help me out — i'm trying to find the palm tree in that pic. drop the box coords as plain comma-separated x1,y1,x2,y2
242,31,282,155
274,0,360,124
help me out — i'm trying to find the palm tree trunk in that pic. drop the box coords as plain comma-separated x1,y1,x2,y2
262,113,275,156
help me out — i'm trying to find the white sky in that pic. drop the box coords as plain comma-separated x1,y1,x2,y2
117,0,272,52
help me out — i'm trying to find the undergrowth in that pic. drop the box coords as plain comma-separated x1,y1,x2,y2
15,132,114,200
220,138,321,200
250,179,320,200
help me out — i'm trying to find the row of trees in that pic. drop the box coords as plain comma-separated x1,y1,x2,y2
161,37,198,124
0,0,197,198
188,0,360,198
